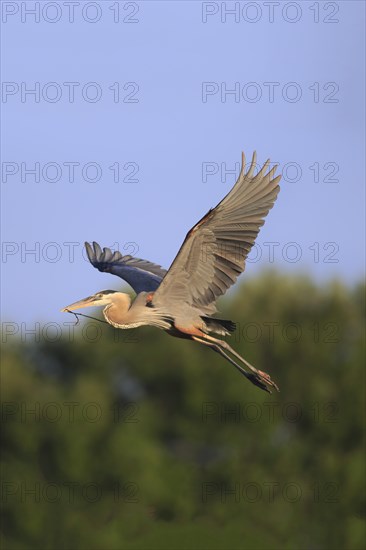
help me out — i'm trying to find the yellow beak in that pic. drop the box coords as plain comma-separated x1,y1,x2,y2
61,295,99,313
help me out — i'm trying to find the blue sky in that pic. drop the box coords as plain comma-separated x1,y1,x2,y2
1,0,365,324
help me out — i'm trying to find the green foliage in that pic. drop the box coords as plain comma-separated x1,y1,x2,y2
1,273,365,550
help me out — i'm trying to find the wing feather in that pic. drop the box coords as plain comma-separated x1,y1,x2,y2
153,151,281,314
85,241,166,294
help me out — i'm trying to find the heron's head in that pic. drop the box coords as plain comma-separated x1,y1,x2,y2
61,290,128,312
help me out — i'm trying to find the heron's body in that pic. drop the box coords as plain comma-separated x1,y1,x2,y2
62,151,281,393
103,291,232,335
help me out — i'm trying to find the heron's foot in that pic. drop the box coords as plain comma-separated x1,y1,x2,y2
246,369,279,393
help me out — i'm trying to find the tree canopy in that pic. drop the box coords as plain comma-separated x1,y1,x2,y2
1,272,365,550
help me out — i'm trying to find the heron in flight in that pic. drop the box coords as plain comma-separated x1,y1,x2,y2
62,151,281,393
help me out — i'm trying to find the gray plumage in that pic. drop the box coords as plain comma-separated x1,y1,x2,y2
62,151,281,393
85,241,166,293
153,151,280,315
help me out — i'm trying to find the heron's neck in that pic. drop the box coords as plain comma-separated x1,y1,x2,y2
103,294,132,327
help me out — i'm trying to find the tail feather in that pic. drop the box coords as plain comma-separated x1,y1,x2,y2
201,316,236,336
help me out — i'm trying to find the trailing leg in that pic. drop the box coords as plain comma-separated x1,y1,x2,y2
192,336,272,393
198,334,279,392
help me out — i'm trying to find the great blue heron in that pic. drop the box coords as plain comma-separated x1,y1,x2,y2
62,151,281,393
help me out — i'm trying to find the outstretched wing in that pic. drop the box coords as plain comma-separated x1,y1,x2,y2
153,151,281,314
85,241,166,294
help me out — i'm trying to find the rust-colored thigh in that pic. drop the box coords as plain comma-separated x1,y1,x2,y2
174,323,206,338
